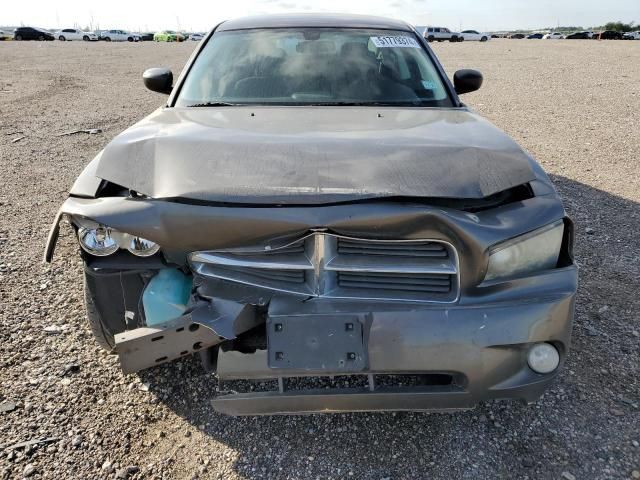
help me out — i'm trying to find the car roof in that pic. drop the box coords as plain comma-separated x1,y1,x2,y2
217,13,412,32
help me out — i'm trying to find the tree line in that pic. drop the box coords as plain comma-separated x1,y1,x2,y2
599,21,636,32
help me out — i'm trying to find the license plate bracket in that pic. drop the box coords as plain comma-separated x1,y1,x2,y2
267,315,366,372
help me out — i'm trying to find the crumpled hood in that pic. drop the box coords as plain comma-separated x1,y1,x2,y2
95,107,536,204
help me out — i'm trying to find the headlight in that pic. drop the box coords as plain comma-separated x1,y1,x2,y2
75,219,160,257
127,236,160,257
78,226,119,256
484,220,564,281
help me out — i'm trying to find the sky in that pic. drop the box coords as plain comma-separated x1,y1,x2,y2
2,0,638,32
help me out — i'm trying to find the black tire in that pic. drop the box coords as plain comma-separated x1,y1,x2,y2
83,35,89,41
427,35,434,42
481,36,488,42
127,37,133,42
83,275,117,352
59,35,66,41
38,35,45,41
104,37,111,42
15,34,23,41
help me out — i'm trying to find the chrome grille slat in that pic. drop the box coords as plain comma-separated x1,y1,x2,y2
325,256,456,275
189,233,459,303
190,251,312,270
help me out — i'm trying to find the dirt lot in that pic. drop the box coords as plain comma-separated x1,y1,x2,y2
0,39,638,480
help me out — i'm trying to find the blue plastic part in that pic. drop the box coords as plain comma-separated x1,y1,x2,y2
142,269,192,326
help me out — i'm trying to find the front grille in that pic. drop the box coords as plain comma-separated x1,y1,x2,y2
190,233,459,303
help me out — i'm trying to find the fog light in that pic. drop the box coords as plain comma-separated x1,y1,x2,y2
527,343,560,374
78,226,118,256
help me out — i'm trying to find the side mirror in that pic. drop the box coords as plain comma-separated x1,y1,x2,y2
453,69,483,95
143,68,173,94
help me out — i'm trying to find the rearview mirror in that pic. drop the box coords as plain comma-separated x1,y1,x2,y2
453,69,483,95
143,68,173,94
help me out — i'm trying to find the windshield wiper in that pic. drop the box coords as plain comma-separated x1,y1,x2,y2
186,101,241,107
309,101,425,107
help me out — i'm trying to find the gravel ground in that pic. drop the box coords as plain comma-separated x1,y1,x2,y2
0,39,638,480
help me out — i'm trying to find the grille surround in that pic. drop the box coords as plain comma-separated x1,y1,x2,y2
190,233,459,303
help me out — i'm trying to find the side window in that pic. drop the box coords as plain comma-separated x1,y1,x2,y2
427,28,433,33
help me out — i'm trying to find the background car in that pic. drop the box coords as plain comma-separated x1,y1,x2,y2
527,33,544,39
101,29,140,42
543,32,565,39
595,30,624,40
55,28,98,41
0,29,9,40
139,32,155,41
460,30,490,41
566,32,590,39
13,27,54,41
189,33,204,41
508,33,525,39
423,26,463,42
154,30,185,42
622,31,640,40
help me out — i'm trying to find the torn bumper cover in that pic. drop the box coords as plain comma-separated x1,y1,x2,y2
114,299,261,374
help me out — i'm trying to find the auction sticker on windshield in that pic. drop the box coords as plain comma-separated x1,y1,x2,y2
370,36,420,48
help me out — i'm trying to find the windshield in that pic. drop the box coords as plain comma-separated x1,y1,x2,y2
176,28,453,107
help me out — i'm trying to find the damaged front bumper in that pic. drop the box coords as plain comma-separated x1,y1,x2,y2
212,266,577,415
108,265,576,415
46,193,577,415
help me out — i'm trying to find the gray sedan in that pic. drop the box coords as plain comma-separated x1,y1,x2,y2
46,13,577,416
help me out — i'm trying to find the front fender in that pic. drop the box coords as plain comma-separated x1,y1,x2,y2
69,150,104,198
